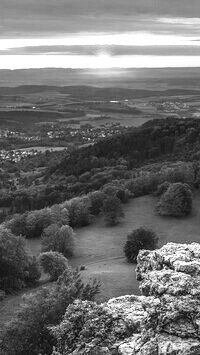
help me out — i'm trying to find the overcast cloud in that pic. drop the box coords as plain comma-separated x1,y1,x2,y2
1,0,200,68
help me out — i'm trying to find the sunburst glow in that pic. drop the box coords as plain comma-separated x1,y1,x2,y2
1,33,200,52
1,54,200,69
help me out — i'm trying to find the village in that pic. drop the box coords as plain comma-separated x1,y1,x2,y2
0,122,127,162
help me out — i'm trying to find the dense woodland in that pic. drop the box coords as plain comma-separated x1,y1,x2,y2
1,116,200,216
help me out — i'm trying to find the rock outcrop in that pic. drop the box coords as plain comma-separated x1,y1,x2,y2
116,242,200,354
52,243,200,355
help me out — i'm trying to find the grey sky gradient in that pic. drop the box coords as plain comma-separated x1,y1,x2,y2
1,0,200,36
2,45,200,57
1,0,200,68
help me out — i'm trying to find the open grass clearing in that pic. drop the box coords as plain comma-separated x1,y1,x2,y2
26,191,200,302
2,191,200,328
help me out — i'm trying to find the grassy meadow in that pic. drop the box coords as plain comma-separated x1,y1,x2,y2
27,191,200,301
1,191,200,328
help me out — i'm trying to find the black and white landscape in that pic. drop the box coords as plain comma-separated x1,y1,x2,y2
1,1,200,354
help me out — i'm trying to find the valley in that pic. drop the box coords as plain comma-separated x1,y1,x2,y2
2,73,200,354
1,84,200,160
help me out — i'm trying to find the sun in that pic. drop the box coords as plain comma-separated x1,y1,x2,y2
95,52,112,68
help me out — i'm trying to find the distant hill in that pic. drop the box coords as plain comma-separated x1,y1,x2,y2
52,116,200,177
1,67,200,89
0,85,200,100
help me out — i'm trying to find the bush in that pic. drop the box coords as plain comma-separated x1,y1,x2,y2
154,181,171,197
162,162,195,186
101,183,119,196
79,171,91,183
6,206,69,239
65,175,77,184
65,196,91,227
116,188,130,203
125,174,160,197
25,208,53,238
0,268,100,355
124,227,158,263
5,212,27,236
102,196,124,225
0,226,40,291
124,162,195,199
39,251,69,281
101,182,131,204
51,299,129,355
157,182,193,217
88,191,106,215
41,224,75,258
50,205,69,226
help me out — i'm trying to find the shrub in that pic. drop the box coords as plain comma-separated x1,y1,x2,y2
79,171,91,183
5,204,69,238
50,205,69,226
124,227,158,263
66,196,91,227
6,205,69,239
124,162,195,199
102,196,124,225
25,208,53,238
101,183,119,196
26,206,69,239
162,162,195,186
88,191,106,215
102,183,130,203
154,181,171,197
116,188,130,203
41,224,75,258
0,268,100,355
39,251,69,281
157,182,193,217
5,212,27,236
125,174,160,197
65,175,77,184
51,299,129,355
0,226,40,291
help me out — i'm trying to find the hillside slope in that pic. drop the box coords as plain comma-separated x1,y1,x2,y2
52,116,200,178
53,243,200,354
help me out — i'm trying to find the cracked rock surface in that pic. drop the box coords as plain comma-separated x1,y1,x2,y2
54,243,200,354
117,243,200,354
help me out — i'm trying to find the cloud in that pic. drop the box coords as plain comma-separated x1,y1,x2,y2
1,0,200,69
1,33,200,51
2,45,200,57
158,17,200,25
1,0,200,37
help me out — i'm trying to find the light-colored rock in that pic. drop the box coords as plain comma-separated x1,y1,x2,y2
140,335,200,355
106,295,147,331
117,243,200,354
55,243,200,354
118,335,140,355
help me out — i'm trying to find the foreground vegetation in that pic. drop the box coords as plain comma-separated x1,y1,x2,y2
0,267,100,355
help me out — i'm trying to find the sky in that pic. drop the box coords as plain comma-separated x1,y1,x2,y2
1,0,200,69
